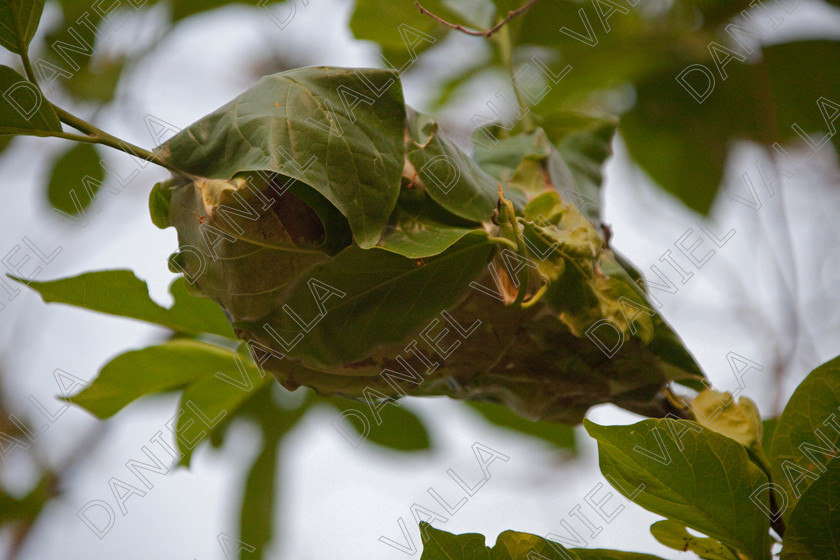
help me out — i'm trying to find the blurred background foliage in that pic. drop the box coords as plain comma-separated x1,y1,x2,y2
1,0,839,558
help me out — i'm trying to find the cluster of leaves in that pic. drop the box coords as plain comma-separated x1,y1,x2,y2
352,0,840,214
138,65,705,423
418,356,840,560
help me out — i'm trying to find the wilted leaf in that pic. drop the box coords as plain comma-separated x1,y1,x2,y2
691,389,765,467
650,519,739,560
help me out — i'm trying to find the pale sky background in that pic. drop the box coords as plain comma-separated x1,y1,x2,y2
1,0,840,559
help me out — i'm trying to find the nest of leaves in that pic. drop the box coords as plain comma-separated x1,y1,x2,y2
149,66,704,423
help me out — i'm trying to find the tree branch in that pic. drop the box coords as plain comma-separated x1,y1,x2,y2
414,0,541,37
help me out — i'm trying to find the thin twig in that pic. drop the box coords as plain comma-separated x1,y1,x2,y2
414,0,541,37
50,105,182,174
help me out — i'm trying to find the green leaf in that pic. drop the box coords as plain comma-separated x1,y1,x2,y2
249,231,493,367
406,108,499,223
12,270,235,338
0,473,53,525
473,128,553,197
570,550,665,560
229,385,310,560
350,0,451,68
420,523,490,559
623,40,840,215
63,57,125,102
169,0,259,21
160,67,406,248
377,188,480,258
419,522,581,560
467,401,576,453
0,65,61,135
175,346,273,466
770,354,840,521
619,64,741,215
70,339,243,418
491,531,580,560
46,143,103,215
780,458,840,560
0,0,45,54
542,111,617,211
327,397,431,452
650,520,739,560
761,418,777,461
584,419,771,560
239,427,280,560
149,179,173,229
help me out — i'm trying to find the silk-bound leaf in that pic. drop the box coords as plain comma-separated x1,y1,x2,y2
650,520,739,560
780,458,840,560
46,143,103,215
0,0,45,54
246,231,494,368
377,187,480,258
770,354,840,521
69,339,242,418
160,67,406,248
0,66,61,135
12,270,235,338
541,111,617,207
584,419,771,560
156,68,703,424
405,108,499,223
